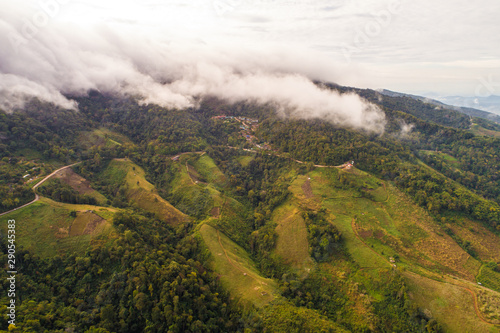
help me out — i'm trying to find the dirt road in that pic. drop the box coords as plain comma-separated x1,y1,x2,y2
0,162,81,217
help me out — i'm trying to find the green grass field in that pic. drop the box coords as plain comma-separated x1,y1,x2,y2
104,159,187,225
405,271,499,333
272,201,314,274
287,166,477,284
236,155,254,167
1,199,116,257
478,266,500,293
167,154,227,221
192,154,227,188
470,124,500,138
260,300,349,333
464,256,483,277
78,128,135,149
300,166,500,331
420,150,461,168
199,224,277,308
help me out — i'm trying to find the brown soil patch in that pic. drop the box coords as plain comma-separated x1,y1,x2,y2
210,207,220,218
373,230,384,239
358,229,373,239
54,168,96,195
70,211,105,237
83,214,106,235
301,179,313,198
53,226,69,239
186,164,205,184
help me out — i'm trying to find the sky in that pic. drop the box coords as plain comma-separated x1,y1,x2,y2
0,0,499,129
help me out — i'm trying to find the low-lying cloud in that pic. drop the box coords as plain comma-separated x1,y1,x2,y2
0,1,386,132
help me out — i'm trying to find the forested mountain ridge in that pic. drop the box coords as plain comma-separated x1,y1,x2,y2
379,89,500,124
1,87,500,332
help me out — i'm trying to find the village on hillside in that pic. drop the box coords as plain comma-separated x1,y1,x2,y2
210,115,272,150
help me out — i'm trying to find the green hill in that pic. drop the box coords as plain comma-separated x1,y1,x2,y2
0,198,117,257
100,159,187,225
2,93,500,332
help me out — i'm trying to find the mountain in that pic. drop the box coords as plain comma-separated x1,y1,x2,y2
1,89,500,332
435,95,500,116
380,89,500,124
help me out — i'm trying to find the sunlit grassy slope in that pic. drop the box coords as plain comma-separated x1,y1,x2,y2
293,166,500,332
103,159,187,225
1,198,117,257
199,224,277,308
78,127,135,149
167,150,500,331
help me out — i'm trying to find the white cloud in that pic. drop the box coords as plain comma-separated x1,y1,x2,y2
0,0,497,129
0,0,388,132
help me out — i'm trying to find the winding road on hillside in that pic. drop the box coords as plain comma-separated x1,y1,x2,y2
0,162,81,217
224,146,349,168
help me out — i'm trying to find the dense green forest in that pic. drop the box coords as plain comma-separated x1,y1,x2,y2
1,88,500,332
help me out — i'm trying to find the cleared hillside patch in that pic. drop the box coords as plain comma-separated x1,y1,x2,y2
463,256,483,277
236,155,254,167
331,213,389,269
383,183,473,280
199,224,277,308
272,201,314,274
471,124,500,138
477,266,500,293
288,174,321,210
448,220,500,263
69,211,107,236
404,271,498,333
78,128,134,149
477,289,500,325
52,167,107,204
309,167,480,282
106,159,187,225
192,154,227,187
1,200,115,257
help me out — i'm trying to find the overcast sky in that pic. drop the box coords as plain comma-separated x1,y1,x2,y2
0,0,499,124
46,0,500,96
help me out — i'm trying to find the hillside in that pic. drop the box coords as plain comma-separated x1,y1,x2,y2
380,89,500,124
1,90,500,332
92,158,188,225
0,197,117,258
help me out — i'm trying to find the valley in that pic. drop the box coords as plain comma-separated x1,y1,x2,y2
1,93,500,332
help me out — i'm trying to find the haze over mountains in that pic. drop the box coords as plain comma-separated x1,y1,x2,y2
380,89,500,123
432,95,500,116
2,1,500,134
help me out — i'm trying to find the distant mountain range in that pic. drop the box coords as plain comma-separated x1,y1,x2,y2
434,95,500,115
379,90,500,124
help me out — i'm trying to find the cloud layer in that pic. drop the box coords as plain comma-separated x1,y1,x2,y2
0,1,388,132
